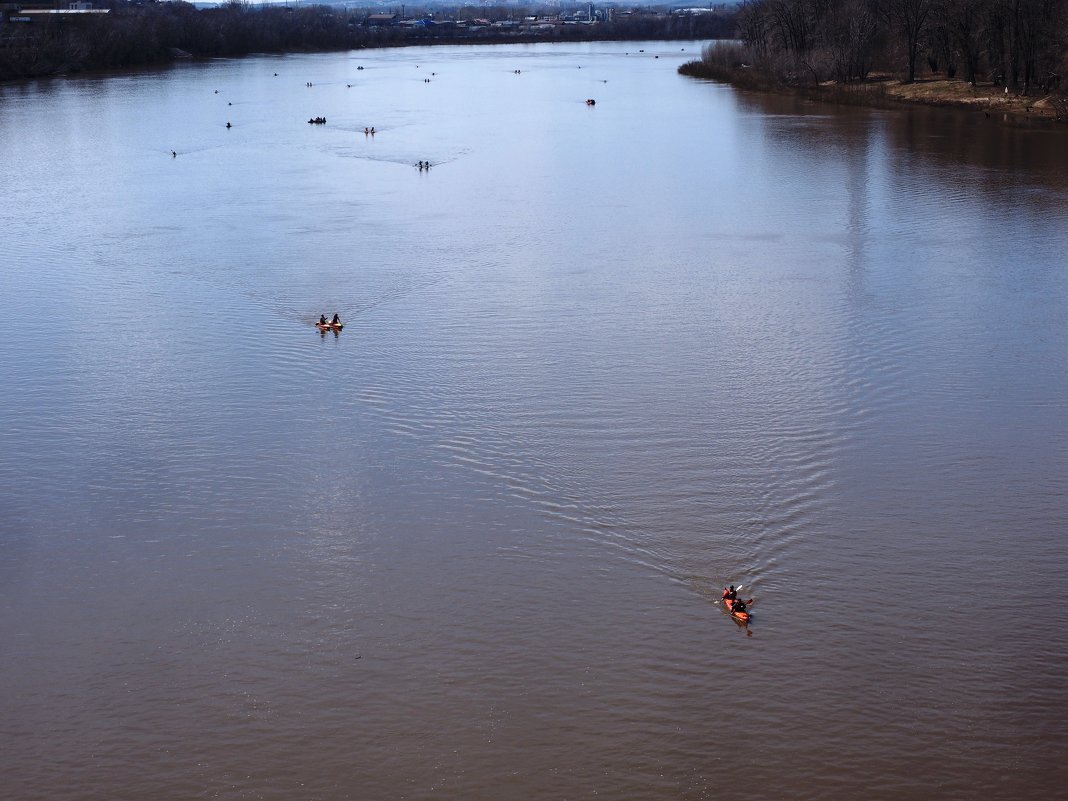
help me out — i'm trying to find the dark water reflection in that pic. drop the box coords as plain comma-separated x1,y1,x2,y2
734,88,1068,189
2,41,1067,801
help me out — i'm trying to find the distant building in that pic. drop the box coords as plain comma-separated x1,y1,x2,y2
365,13,398,26
2,0,108,21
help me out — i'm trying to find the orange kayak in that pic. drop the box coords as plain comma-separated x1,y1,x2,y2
724,597,750,623
316,322,343,331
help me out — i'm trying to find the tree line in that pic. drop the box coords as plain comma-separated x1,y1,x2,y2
698,0,1065,94
0,2,735,81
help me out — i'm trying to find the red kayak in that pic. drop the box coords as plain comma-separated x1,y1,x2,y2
723,594,752,623
316,322,343,331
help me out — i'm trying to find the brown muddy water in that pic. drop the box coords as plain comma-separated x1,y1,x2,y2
2,40,1067,801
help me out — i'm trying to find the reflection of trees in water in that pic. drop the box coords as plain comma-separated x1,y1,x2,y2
734,89,1068,200
887,105,1068,196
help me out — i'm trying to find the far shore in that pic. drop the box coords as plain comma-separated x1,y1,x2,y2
0,2,733,84
679,60,1068,127
0,35,714,85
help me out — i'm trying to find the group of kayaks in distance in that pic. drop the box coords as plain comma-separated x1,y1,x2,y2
316,313,343,331
723,585,753,623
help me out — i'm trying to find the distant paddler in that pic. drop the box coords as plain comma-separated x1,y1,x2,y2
316,313,343,331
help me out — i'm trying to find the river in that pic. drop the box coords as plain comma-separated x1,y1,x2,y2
2,41,1067,801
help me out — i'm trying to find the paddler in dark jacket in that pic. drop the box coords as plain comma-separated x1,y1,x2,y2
723,585,737,602
318,314,328,326
330,313,342,326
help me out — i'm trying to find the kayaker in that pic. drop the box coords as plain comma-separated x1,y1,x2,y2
723,585,737,601
733,599,748,615
330,313,342,326
318,314,328,326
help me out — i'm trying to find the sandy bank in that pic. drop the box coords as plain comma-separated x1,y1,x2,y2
680,61,1068,126
873,75,1067,123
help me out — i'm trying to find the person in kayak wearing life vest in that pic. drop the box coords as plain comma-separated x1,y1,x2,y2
723,585,737,602
318,314,328,326
330,313,342,326
733,598,748,615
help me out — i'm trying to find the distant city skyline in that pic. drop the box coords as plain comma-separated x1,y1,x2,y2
185,0,738,9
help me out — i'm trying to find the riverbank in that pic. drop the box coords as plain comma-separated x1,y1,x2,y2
679,59,1068,126
0,3,732,83
0,32,718,84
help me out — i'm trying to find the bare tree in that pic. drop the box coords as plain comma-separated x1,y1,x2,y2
940,0,989,83
824,0,881,80
888,0,934,81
